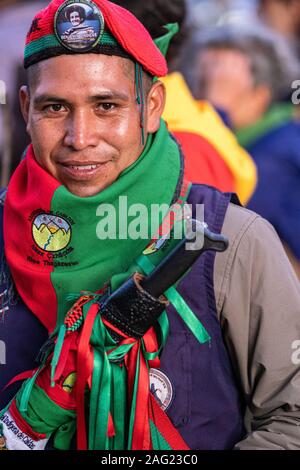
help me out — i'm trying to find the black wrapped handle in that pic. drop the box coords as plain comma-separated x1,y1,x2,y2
102,220,228,339
140,220,228,297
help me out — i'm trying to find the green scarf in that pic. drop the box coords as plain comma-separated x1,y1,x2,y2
4,120,182,333
3,119,213,450
236,103,295,148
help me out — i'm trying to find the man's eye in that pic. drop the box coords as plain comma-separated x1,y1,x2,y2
44,104,65,113
97,103,115,111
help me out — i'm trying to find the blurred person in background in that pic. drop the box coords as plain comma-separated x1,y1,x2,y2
187,0,258,31
258,0,300,58
191,25,300,278
0,0,47,187
111,0,257,205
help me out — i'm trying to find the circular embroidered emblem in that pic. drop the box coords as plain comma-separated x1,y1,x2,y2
54,0,105,52
32,213,72,252
62,372,77,393
149,368,173,411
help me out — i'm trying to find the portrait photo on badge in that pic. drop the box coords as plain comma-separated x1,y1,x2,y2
54,0,104,52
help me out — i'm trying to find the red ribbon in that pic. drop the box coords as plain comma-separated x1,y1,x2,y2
123,327,160,450
2,369,36,391
75,303,99,450
149,394,189,450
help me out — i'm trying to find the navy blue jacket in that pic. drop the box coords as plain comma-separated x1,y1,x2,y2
0,184,245,450
247,120,300,260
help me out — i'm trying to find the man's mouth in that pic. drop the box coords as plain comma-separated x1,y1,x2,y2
58,161,110,180
69,164,99,171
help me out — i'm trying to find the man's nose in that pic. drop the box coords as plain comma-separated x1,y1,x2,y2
63,109,98,150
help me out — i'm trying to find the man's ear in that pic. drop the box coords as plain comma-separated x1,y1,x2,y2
146,80,166,134
19,85,30,129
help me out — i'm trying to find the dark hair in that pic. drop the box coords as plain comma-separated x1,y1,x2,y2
65,5,86,23
111,0,187,66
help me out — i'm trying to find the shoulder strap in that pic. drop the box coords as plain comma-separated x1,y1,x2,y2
0,188,7,206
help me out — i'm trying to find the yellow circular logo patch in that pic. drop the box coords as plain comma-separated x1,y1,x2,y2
62,372,77,393
32,213,72,253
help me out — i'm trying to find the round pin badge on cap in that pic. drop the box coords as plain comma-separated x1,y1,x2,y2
54,0,105,52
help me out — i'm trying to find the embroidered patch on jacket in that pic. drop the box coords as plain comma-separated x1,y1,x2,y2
149,368,173,411
32,213,72,253
0,411,48,451
54,0,105,52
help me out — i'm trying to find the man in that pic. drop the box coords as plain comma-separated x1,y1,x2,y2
191,24,300,279
0,0,300,451
58,2,100,49
66,4,86,27
112,0,257,205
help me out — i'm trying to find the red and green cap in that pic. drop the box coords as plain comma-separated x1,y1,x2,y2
24,0,168,77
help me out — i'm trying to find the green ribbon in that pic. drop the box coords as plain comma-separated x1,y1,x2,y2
19,368,42,414
50,324,66,386
93,348,111,450
87,304,135,450
84,290,170,450
110,362,127,450
17,384,76,450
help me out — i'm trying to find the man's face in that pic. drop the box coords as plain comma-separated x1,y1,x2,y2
195,48,270,128
20,54,164,197
70,11,81,26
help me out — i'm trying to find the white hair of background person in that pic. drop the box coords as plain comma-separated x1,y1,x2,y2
184,22,300,102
